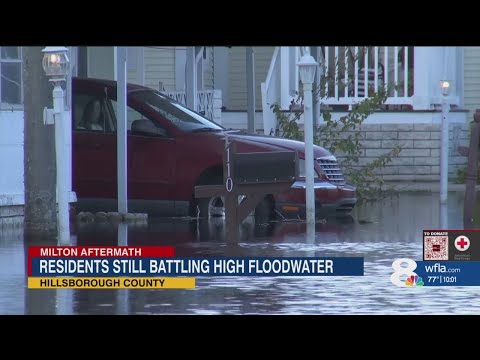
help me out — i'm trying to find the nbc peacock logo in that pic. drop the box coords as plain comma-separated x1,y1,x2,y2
405,274,424,287
391,259,425,287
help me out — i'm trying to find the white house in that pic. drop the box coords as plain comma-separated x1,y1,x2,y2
0,46,478,217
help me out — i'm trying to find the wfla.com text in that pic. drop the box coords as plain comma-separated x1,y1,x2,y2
424,263,461,273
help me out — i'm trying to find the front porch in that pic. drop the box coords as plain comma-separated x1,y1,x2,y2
261,46,464,133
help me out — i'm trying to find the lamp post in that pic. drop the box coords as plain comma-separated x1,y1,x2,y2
298,49,318,229
440,80,451,204
42,47,70,243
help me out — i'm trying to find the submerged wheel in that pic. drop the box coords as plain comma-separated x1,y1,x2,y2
197,194,248,218
192,175,238,218
192,175,274,222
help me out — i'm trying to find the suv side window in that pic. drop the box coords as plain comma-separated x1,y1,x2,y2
73,93,115,133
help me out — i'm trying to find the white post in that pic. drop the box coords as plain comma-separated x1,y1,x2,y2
304,81,315,227
53,84,70,244
298,50,318,230
440,47,451,205
116,47,128,214
440,95,449,204
65,48,75,206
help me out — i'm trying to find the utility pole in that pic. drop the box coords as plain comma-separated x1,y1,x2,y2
23,46,57,239
463,110,480,227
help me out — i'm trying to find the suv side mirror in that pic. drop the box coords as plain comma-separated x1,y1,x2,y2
131,119,167,137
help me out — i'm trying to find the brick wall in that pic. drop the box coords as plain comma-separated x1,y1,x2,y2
318,123,469,181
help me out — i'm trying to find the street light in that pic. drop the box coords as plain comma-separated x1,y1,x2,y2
42,46,70,243
440,80,451,96
298,49,318,231
439,79,451,204
42,47,69,80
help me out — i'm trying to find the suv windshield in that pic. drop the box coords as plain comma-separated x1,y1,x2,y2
130,90,225,132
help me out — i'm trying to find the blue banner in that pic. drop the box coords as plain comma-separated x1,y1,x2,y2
415,261,480,286
30,257,364,277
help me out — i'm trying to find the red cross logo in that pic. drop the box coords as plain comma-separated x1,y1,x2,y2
454,236,470,252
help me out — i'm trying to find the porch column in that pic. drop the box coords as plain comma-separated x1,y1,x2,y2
280,47,291,109
197,47,204,91
115,46,128,214
412,47,454,110
186,47,197,110
412,47,433,110
175,47,186,91
246,47,256,133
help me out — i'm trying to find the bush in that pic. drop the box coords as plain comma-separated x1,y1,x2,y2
455,166,480,184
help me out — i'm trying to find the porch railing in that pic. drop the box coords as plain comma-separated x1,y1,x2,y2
261,47,415,134
320,46,413,106
161,89,223,124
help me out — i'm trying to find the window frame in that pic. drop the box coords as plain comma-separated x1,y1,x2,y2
0,46,23,109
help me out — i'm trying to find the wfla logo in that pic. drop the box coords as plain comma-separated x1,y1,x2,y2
391,259,424,287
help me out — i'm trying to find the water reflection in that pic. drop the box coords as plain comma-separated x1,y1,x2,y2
439,203,448,230
3,191,480,314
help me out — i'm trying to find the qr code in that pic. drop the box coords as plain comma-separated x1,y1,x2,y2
424,236,448,260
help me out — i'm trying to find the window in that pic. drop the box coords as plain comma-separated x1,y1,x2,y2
109,98,169,137
1,47,22,106
109,99,146,131
72,93,115,133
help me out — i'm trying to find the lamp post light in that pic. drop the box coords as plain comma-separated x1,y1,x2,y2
439,79,451,204
42,46,70,243
298,49,318,230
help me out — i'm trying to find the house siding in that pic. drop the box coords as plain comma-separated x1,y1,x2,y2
228,46,275,111
87,46,115,80
127,47,141,85
464,46,480,115
144,47,176,91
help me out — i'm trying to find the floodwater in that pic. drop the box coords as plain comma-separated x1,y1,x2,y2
1,191,480,315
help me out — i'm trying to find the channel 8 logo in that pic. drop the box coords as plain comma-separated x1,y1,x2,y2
391,258,423,287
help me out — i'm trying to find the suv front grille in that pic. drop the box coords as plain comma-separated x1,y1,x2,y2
317,156,345,185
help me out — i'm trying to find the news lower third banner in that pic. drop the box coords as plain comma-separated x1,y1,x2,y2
27,246,364,289
391,259,480,287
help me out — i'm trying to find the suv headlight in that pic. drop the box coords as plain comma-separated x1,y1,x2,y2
298,159,319,178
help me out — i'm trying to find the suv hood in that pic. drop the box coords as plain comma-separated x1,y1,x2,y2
221,131,332,159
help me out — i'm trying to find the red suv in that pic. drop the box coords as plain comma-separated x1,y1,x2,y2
72,77,356,221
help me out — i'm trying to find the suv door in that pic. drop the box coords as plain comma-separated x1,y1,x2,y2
107,97,176,215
